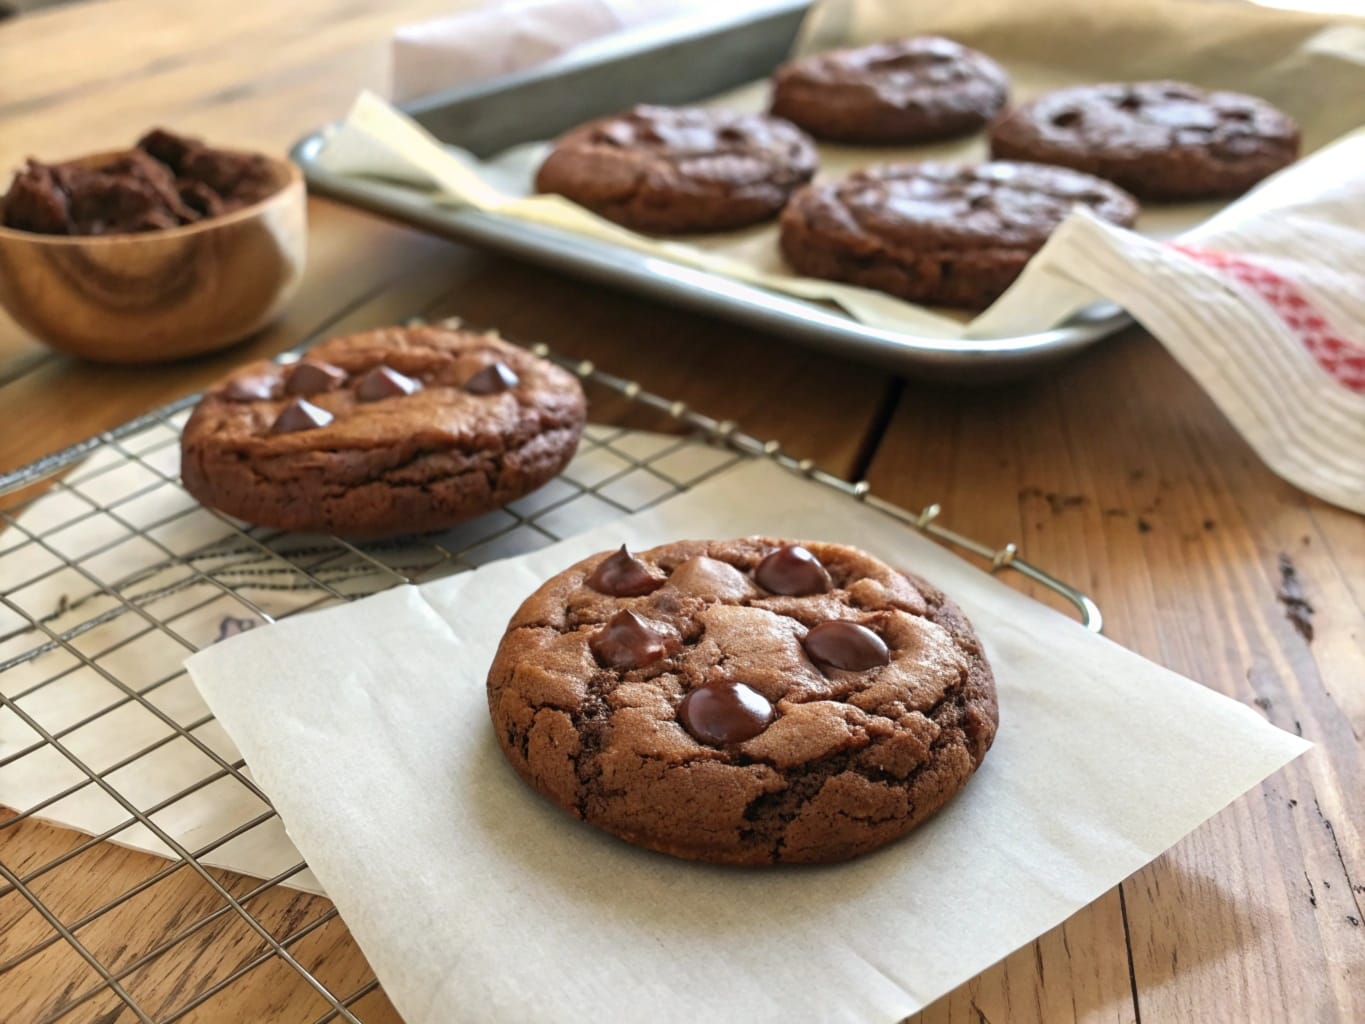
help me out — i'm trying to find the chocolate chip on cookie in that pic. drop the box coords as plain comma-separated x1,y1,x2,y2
270,398,332,435
180,325,586,537
285,360,347,397
586,545,666,597
534,104,818,234
771,36,1009,145
487,538,998,865
355,365,421,402
989,81,1299,200
779,161,1139,309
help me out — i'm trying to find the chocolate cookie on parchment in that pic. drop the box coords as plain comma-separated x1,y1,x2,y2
989,81,1299,200
770,36,1010,145
533,104,817,234
486,538,998,865
779,161,1139,309
180,325,586,537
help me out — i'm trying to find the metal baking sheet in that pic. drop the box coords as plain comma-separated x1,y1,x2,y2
291,1,1131,381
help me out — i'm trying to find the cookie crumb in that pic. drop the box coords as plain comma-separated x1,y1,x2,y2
1275,554,1314,643
1044,493,1087,513
216,616,257,643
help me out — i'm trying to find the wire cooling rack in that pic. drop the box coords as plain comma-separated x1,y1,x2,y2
0,319,1101,1023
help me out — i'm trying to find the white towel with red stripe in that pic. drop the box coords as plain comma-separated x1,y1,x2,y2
973,130,1365,515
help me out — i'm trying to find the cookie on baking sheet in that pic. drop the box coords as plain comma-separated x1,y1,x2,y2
778,161,1139,310
533,105,818,234
989,81,1300,200
486,538,998,865
770,36,1009,145
180,325,586,538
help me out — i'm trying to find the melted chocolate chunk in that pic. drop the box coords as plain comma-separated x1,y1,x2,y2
286,361,347,397
222,374,281,401
355,365,421,402
585,545,664,597
803,620,890,672
754,544,832,595
589,610,667,670
270,398,333,435
464,361,520,395
678,679,774,745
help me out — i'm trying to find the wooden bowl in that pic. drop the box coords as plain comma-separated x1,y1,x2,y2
0,152,306,363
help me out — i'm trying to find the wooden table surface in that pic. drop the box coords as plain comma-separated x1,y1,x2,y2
1,2,1360,1022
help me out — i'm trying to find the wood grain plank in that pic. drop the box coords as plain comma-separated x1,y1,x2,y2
0,88,890,1024
0,0,466,169
3,0,1360,1020
873,330,1364,1024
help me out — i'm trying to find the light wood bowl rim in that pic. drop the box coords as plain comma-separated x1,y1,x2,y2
0,150,304,246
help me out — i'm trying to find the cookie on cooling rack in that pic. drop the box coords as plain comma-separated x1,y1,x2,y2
770,36,1009,145
486,537,998,865
779,161,1139,309
533,104,818,233
989,81,1299,200
180,325,586,537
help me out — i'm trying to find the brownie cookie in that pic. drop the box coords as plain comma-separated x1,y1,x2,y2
533,105,817,234
487,538,998,865
989,81,1300,200
180,325,586,537
770,37,1009,145
779,161,1139,309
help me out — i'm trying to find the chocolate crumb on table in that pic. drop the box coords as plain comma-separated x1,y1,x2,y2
1275,553,1314,643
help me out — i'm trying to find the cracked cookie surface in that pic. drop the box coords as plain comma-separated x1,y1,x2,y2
533,105,817,234
989,81,1299,200
180,325,585,537
486,538,998,865
771,36,1009,145
779,161,1138,309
